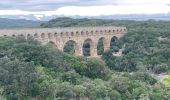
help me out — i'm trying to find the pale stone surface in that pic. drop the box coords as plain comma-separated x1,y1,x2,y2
0,26,127,57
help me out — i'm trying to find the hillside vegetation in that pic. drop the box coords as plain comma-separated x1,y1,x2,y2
0,18,43,28
0,18,170,100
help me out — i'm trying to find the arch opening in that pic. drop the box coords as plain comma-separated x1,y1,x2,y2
83,38,93,56
34,33,38,38
81,31,84,35
76,31,79,36
18,34,24,38
71,32,74,36
27,34,32,38
86,31,89,35
66,32,69,36
91,30,94,35
54,32,58,37
60,32,63,36
41,33,45,39
12,34,16,37
110,36,119,52
63,40,78,55
124,28,127,31
48,33,53,38
97,37,105,55
100,30,103,35
117,29,119,33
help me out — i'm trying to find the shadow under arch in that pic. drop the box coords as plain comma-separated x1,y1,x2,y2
48,33,53,39
110,36,119,52
97,37,106,55
34,33,38,38
83,38,94,56
41,33,45,39
63,40,79,55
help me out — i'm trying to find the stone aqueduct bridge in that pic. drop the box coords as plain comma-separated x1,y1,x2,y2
0,26,127,57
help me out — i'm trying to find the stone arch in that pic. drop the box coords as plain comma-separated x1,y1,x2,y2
100,30,103,35
97,37,106,55
81,31,84,36
95,30,98,33
108,30,112,35
63,40,79,55
104,30,107,35
27,34,31,38
86,31,89,35
48,33,53,38
3,35,7,37
76,31,79,36
34,33,38,38
90,30,94,35
41,33,45,39
110,36,119,52
12,34,16,37
60,32,63,36
120,29,122,32
83,38,94,56
117,29,119,33
18,34,24,38
54,32,58,37
71,32,74,36
95,30,99,35
19,34,24,36
65,32,69,36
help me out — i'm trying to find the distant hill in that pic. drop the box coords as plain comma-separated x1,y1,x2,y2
94,14,170,21
40,17,124,28
1,15,170,29
1,13,170,21
40,17,170,33
0,18,44,29
40,17,141,28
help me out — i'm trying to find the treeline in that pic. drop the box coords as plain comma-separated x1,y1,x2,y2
0,18,42,29
40,17,127,28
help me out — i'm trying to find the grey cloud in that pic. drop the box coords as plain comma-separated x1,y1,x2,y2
0,0,118,11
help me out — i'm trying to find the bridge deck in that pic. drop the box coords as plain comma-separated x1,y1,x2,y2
0,26,127,36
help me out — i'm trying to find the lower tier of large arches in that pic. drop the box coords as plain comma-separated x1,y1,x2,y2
46,35,121,57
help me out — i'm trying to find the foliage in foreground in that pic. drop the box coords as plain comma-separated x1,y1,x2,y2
0,37,170,100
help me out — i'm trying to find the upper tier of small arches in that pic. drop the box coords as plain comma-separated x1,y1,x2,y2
0,26,127,38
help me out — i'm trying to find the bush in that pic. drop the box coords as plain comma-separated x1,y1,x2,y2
129,72,157,85
152,64,169,74
84,58,111,80
61,70,82,84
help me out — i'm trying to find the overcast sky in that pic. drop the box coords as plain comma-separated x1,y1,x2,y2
0,0,170,18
